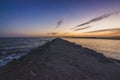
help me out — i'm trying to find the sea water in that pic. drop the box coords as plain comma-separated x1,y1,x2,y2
64,38,120,60
0,37,54,67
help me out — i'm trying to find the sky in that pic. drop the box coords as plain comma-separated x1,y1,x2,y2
0,0,120,37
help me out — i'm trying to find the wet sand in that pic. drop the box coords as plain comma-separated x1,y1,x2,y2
0,38,120,80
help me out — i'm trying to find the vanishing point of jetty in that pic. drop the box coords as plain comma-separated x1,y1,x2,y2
0,38,120,80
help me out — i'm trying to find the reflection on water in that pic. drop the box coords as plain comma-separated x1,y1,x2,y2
64,38,120,60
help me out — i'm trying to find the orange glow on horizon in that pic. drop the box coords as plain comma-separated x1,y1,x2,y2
40,28,120,37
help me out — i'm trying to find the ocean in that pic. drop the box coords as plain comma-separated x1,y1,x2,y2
0,37,120,67
64,38,120,60
0,37,54,67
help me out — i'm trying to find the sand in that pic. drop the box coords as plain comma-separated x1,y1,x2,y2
0,38,120,80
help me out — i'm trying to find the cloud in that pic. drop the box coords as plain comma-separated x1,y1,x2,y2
78,28,120,38
84,28,120,37
74,26,91,31
72,10,120,29
47,32,58,35
86,28,120,33
56,19,63,28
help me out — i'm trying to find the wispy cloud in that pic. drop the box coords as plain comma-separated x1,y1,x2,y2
74,26,91,31
72,10,120,30
47,32,58,35
77,28,120,37
56,19,63,28
86,28,120,33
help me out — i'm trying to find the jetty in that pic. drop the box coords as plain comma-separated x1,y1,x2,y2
0,38,120,80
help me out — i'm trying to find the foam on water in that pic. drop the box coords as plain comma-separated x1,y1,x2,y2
0,38,54,67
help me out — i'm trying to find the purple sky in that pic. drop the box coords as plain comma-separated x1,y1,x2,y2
0,0,120,37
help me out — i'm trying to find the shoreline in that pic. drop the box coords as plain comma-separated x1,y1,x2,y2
0,38,120,80
63,37,120,40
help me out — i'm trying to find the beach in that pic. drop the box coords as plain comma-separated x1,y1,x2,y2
0,38,120,80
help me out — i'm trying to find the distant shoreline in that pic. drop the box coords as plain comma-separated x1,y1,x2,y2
63,37,120,40
0,37,120,40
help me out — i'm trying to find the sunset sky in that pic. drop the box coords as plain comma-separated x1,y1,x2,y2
0,0,120,37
